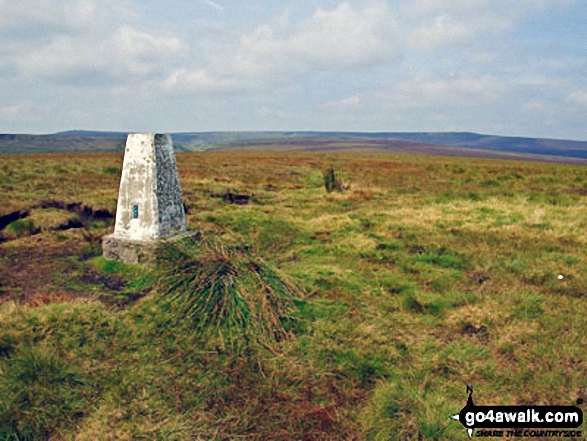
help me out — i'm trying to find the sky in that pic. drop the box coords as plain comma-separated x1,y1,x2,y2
0,0,586,139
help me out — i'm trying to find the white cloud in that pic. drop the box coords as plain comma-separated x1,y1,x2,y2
0,104,24,117
217,2,399,79
109,26,186,75
111,26,185,58
523,101,548,112
403,0,574,18
372,74,508,110
407,14,473,49
0,0,98,36
17,25,186,82
203,0,224,12
566,90,587,106
400,0,571,49
163,68,237,93
17,36,102,80
163,2,400,94
320,95,361,109
283,3,396,69
0,0,186,86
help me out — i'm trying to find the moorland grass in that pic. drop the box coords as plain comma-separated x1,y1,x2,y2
0,151,585,439
4,219,38,239
154,237,303,350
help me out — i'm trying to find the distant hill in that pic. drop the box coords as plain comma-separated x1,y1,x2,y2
1,131,586,163
57,130,128,139
0,134,125,154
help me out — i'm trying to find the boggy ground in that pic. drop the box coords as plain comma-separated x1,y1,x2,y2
0,151,586,440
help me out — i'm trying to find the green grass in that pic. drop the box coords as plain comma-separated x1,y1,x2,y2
101,166,121,175
0,344,92,440
0,151,586,439
154,237,303,350
88,256,155,304
4,219,38,238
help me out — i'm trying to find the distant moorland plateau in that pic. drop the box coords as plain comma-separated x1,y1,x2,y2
1,130,587,164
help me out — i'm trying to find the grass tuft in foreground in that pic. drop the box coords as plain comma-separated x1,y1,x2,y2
154,237,304,350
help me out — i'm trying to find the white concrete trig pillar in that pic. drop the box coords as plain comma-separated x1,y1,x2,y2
102,133,192,264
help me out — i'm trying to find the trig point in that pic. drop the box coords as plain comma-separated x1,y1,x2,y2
102,133,192,264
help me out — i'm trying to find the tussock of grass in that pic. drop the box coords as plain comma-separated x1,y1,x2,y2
323,165,347,193
155,237,303,350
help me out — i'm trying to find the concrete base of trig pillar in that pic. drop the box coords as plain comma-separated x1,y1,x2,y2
102,231,200,266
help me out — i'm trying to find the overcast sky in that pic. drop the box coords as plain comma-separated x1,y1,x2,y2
0,0,586,139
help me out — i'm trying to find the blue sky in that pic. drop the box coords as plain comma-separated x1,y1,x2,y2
0,0,586,139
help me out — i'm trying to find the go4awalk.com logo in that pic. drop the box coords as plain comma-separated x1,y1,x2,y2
450,386,583,438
